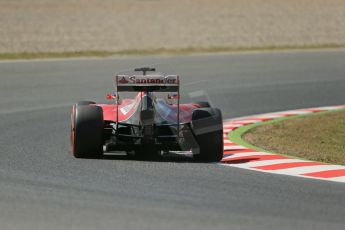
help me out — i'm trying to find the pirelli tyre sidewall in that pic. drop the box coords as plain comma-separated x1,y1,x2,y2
72,104,104,158
70,100,96,154
191,108,224,162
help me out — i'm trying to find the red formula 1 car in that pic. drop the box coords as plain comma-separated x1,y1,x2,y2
70,67,223,162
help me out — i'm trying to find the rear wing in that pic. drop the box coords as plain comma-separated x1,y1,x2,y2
115,74,179,92
113,68,181,129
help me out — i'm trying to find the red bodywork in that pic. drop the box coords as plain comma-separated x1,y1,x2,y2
96,92,200,124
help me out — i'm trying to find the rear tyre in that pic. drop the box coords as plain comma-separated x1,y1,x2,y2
71,105,104,158
195,101,211,108
76,101,96,106
191,108,223,162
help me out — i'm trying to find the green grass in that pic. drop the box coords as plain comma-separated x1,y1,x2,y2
238,109,345,165
1,43,345,60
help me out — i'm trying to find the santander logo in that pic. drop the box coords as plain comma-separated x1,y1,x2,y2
116,75,178,85
118,77,129,84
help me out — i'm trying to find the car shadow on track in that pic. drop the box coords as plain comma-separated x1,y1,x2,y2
221,158,260,164
101,152,197,163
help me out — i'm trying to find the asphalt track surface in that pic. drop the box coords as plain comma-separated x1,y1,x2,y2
0,50,345,230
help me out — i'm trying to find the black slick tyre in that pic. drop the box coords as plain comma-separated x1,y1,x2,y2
191,108,223,162
76,101,96,106
195,101,211,108
71,105,104,158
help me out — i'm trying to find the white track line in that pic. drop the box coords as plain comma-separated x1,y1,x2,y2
274,111,312,116
251,114,284,119
223,145,251,150
271,165,345,175
223,124,243,127
317,106,345,110
329,176,345,183
223,139,232,144
230,120,262,124
223,152,273,159
223,128,236,133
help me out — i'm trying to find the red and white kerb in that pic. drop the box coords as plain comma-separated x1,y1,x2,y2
220,105,345,183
